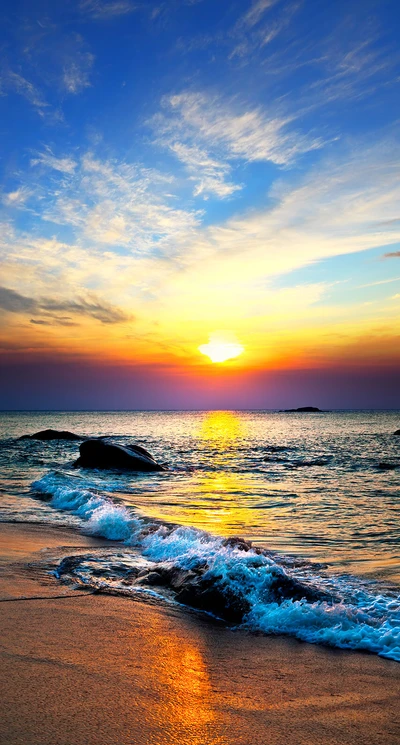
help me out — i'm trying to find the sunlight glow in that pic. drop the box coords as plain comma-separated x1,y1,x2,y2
198,334,244,363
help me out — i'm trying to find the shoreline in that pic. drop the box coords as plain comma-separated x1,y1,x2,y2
0,522,399,744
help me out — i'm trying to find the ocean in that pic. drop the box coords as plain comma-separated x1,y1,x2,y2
0,410,399,660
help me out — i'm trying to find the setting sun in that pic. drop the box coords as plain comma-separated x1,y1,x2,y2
199,333,244,363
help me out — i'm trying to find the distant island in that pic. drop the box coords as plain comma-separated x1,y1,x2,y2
281,406,323,413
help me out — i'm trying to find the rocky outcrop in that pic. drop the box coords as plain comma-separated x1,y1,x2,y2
19,429,82,441
394,430,400,436
74,438,166,471
58,544,333,625
282,406,322,413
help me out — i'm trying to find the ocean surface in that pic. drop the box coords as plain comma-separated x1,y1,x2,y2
0,410,399,660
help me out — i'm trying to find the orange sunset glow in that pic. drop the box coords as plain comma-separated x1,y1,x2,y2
0,0,399,411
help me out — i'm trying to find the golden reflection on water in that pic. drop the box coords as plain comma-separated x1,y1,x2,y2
198,410,247,445
135,411,278,538
184,470,269,536
177,412,274,537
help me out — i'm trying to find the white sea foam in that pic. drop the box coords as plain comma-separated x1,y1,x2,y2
31,471,400,661
32,472,135,541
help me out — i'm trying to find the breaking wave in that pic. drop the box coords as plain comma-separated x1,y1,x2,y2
32,470,400,662
32,471,135,541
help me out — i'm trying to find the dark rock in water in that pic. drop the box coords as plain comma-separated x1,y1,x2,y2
267,572,325,604
377,462,398,470
19,429,82,441
172,565,327,623
175,579,251,624
124,442,155,459
222,536,253,552
74,438,166,471
393,429,400,436
282,406,322,413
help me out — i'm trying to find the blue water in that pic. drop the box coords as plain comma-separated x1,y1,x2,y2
0,410,399,660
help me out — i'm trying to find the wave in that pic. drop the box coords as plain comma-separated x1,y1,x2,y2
32,471,136,541
32,471,400,661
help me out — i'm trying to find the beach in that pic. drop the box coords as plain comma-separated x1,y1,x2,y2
1,522,399,745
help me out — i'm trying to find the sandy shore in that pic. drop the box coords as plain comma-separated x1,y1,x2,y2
0,523,399,745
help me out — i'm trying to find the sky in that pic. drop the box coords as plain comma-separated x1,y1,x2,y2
0,0,399,410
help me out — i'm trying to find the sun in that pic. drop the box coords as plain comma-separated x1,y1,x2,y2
198,333,244,363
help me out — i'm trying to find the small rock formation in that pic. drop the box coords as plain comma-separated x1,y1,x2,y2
74,438,166,471
19,429,82,441
283,406,322,413
393,429,400,436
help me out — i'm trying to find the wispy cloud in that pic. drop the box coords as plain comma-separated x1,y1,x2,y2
167,142,241,198
31,147,77,174
30,150,200,250
0,287,36,314
0,285,130,324
242,0,281,28
80,0,136,19
229,0,294,59
40,295,131,324
153,90,325,185
63,50,95,94
0,69,49,117
181,140,400,290
2,188,32,208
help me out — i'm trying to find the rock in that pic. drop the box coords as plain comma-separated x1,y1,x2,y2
124,442,155,459
19,429,82,441
222,536,253,552
174,579,251,624
74,438,166,471
282,406,322,413
393,429,400,436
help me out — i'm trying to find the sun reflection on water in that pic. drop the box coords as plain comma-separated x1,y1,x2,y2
198,410,247,444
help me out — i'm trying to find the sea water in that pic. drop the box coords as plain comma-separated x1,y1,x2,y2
0,410,399,660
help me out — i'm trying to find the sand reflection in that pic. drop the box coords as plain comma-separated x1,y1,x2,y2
127,609,228,745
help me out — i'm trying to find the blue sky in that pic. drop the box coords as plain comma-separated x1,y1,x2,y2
0,0,399,408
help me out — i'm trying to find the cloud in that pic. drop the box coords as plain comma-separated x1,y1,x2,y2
31,316,79,327
229,0,294,59
0,70,49,117
2,188,32,208
0,286,130,324
192,141,400,274
31,147,77,174
155,91,325,173
167,142,241,198
240,0,281,29
2,138,400,364
0,287,35,313
63,52,94,94
40,296,130,324
383,250,400,258
30,149,200,250
80,0,136,19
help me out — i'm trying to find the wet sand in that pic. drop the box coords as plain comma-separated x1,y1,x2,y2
0,523,399,745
